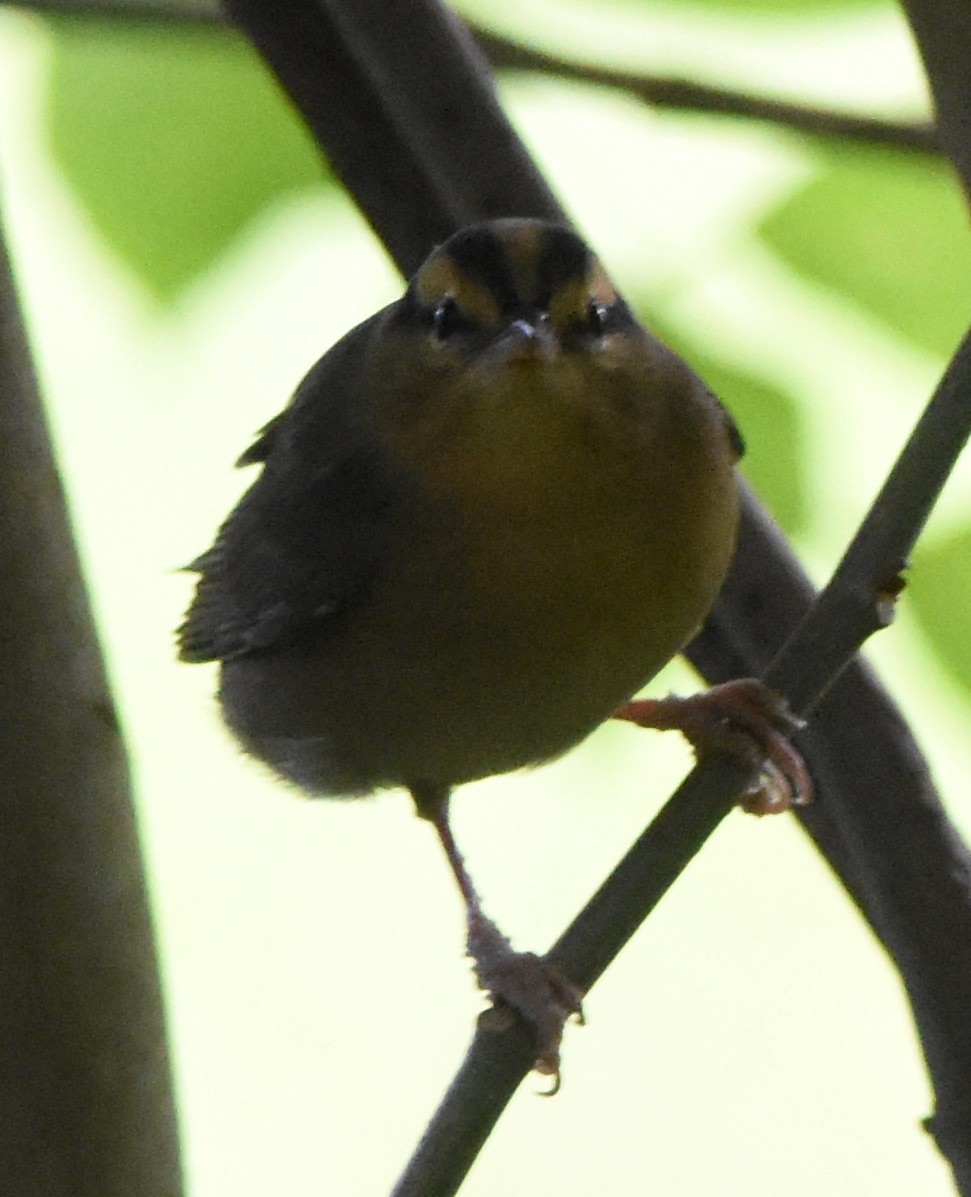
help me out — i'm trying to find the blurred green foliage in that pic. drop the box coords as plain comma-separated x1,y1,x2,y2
6,7,967,1194
665,0,879,9
460,0,885,21
760,147,971,358
758,145,971,666
690,356,808,534
43,17,327,301
36,4,969,653
910,530,971,696
637,0,877,10
635,307,809,535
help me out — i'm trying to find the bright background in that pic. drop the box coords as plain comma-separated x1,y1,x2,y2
2,1,970,1193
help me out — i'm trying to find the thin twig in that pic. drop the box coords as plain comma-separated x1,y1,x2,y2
2,0,939,157
472,25,939,156
391,326,971,1197
214,1,971,1193
1,0,220,19
2,0,967,1188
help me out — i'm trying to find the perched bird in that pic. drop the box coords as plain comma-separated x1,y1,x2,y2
179,219,802,1078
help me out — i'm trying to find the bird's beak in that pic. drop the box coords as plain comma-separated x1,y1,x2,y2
485,317,559,366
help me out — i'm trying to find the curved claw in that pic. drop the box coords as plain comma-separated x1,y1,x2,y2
615,678,812,812
468,908,584,1088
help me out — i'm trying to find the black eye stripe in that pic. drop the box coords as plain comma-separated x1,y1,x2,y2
432,296,476,340
396,221,626,338
534,227,591,308
439,224,594,317
441,228,520,315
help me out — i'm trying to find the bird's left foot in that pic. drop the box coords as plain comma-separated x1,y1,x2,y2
467,906,584,1091
615,678,812,814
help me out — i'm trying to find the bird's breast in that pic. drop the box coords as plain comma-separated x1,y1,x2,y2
349,353,740,778
221,343,740,795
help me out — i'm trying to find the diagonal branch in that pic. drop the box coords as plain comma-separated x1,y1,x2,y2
472,24,939,156
215,0,971,1192
1,0,965,1189
0,196,183,1194
899,0,971,202
0,0,940,156
390,329,971,1197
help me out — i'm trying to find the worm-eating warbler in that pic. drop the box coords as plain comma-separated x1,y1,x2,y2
179,219,747,1075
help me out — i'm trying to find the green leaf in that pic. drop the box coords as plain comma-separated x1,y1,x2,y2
618,0,879,11
760,147,971,357
692,357,808,536
909,529,971,698
634,308,809,535
660,0,880,11
43,17,327,301
459,0,882,22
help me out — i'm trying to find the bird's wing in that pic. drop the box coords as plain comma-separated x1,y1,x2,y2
178,315,402,663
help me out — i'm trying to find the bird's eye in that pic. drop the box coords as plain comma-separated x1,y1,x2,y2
586,299,610,336
431,296,472,341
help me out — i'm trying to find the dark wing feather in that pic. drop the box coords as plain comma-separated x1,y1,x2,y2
235,411,286,467
178,312,403,663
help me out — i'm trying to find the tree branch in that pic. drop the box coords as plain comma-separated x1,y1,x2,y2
218,0,567,274
899,0,971,201
472,24,939,157
0,0,219,19
1,0,940,157
213,1,971,1193
390,330,971,1197
0,200,183,1192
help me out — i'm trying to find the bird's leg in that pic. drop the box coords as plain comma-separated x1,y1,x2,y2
410,783,583,1086
614,678,812,814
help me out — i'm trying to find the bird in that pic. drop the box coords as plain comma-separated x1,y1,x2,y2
178,218,805,1080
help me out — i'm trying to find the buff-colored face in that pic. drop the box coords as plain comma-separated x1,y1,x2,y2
185,216,742,797
409,219,622,352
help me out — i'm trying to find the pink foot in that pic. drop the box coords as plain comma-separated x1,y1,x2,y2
467,907,584,1091
615,678,812,814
